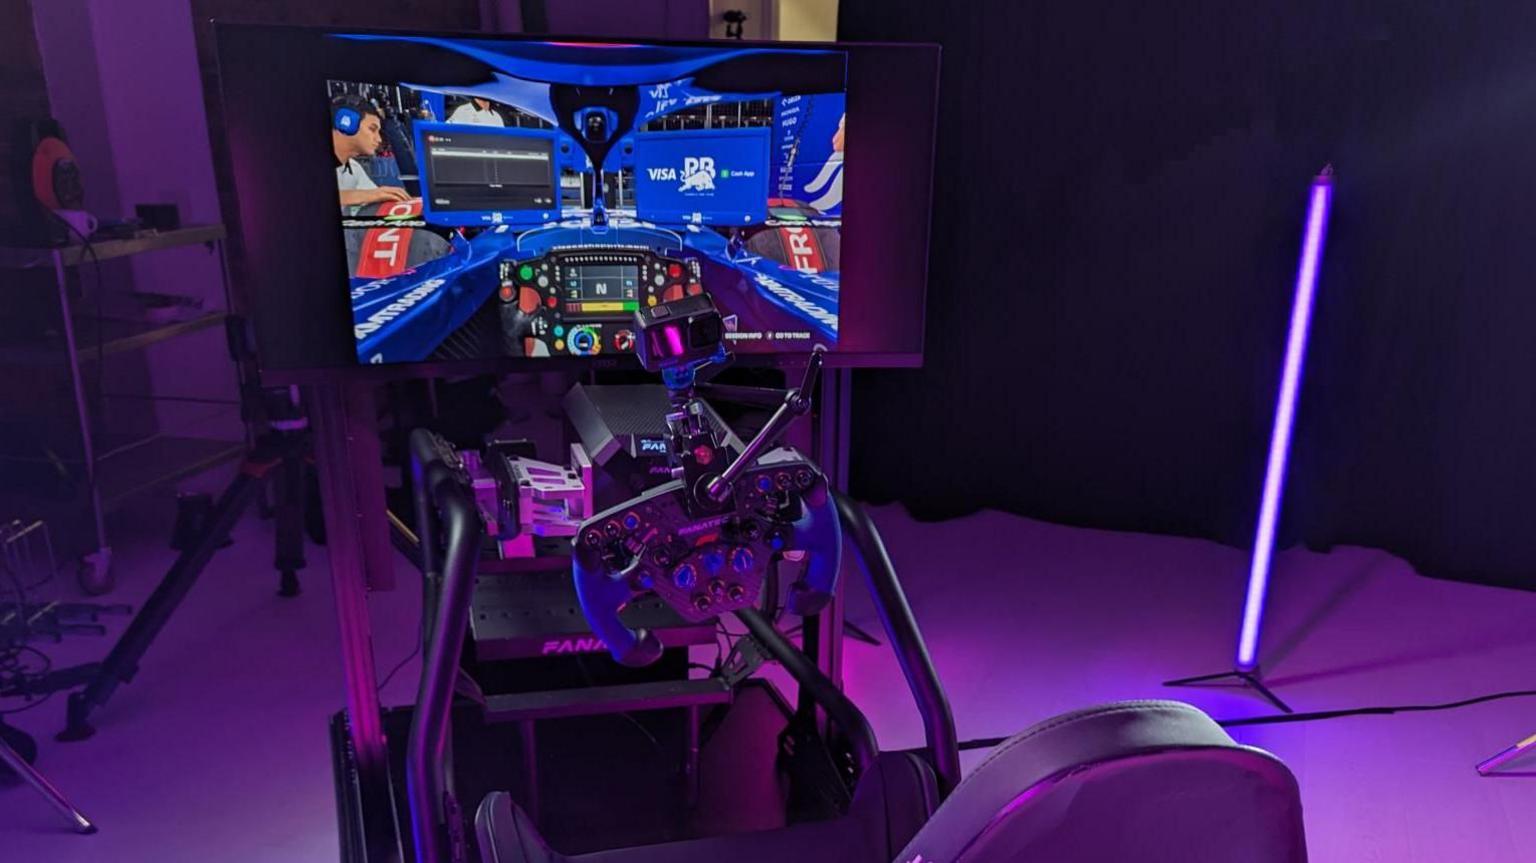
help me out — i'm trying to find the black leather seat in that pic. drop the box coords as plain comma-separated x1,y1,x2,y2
476,700,1306,863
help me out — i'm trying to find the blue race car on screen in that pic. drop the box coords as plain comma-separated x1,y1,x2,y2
335,35,846,364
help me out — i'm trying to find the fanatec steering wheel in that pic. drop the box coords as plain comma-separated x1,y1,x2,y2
571,294,841,666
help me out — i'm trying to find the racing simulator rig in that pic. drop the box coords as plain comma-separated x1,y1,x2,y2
214,26,1308,863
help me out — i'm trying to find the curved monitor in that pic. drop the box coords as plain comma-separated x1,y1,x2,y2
214,26,939,381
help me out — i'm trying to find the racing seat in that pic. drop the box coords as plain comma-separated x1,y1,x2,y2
475,700,1307,863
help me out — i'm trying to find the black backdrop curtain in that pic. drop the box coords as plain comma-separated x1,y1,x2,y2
840,1,1536,589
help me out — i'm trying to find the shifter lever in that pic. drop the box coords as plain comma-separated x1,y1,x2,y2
791,345,827,406
704,347,825,503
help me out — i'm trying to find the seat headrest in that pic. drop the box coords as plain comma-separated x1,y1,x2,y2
895,700,1306,863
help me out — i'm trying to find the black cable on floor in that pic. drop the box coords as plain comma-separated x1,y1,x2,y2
948,689,1536,750
1216,689,1536,728
0,566,55,717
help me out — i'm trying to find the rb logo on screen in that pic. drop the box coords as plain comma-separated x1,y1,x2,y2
680,156,716,192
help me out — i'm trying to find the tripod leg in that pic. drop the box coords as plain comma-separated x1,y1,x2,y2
59,472,262,741
1237,672,1294,714
1165,669,1294,713
0,728,96,833
1163,670,1243,687
274,446,307,598
1478,732,1536,775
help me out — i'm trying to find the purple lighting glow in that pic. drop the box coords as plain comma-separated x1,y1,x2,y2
1236,167,1334,673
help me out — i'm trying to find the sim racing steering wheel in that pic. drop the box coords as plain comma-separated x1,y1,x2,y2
571,293,841,666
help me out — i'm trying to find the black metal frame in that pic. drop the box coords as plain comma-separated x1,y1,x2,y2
833,491,961,793
405,429,482,863
396,429,961,861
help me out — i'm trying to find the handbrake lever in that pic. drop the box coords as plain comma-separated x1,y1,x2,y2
703,347,825,503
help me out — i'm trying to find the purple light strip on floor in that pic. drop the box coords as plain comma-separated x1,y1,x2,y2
1236,168,1334,673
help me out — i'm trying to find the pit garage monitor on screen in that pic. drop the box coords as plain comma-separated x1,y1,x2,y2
327,35,847,364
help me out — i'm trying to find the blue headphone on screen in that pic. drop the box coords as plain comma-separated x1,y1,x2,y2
332,96,371,135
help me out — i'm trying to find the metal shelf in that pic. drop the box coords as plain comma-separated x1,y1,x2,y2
96,435,244,511
78,310,227,360
0,222,238,584
0,433,242,503
0,310,226,366
0,224,227,270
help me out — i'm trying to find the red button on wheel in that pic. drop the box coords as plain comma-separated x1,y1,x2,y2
545,296,558,308
667,262,683,278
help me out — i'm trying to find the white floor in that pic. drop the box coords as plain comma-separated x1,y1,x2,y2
6,486,1536,862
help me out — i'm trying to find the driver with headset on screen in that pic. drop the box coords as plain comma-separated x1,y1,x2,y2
332,95,411,207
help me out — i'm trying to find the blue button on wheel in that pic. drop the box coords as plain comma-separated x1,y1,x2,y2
731,547,754,573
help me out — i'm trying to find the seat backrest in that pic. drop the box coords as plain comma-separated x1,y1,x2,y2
894,700,1306,863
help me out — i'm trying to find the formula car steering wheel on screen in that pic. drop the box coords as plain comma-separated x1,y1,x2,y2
571,293,841,666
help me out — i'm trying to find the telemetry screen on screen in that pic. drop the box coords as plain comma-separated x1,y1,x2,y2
326,35,848,365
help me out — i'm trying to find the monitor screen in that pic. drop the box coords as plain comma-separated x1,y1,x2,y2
415,126,558,223
215,26,938,378
631,128,773,226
